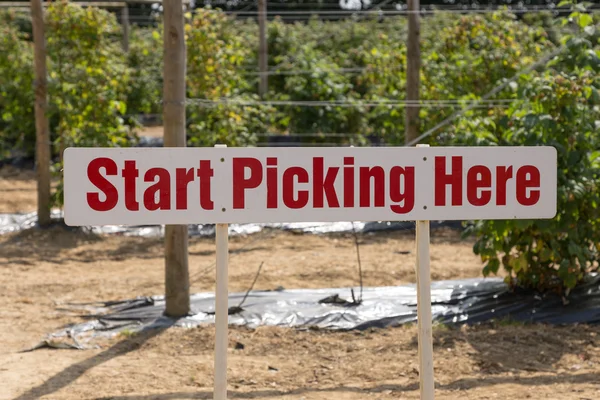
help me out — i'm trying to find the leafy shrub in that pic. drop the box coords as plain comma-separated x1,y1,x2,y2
186,8,250,99
353,32,407,144
46,2,132,149
274,44,365,137
459,68,600,292
265,18,368,144
46,2,134,204
423,11,552,145
454,6,600,293
0,20,35,159
0,9,32,38
187,95,276,147
185,8,268,146
125,25,163,117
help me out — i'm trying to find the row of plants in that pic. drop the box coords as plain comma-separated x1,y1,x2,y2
0,2,598,292
0,4,561,158
460,19,600,293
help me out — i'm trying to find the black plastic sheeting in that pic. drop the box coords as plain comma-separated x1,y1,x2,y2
30,275,600,351
0,211,463,237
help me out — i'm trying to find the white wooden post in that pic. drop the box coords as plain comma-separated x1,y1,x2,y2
214,144,229,400
416,143,434,399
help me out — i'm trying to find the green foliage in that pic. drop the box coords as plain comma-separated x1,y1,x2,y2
3,7,600,296
455,7,600,293
424,11,552,145
273,44,365,139
45,2,134,204
46,2,132,147
186,8,250,99
0,9,32,38
460,69,600,292
185,8,270,147
187,95,276,147
354,32,407,143
0,19,34,159
125,25,163,116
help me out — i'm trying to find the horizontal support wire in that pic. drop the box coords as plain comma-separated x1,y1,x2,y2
221,7,594,16
183,98,513,108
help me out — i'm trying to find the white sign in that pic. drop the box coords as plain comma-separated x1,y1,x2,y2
63,146,557,226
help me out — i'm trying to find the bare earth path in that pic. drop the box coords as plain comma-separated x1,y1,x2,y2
1,165,600,400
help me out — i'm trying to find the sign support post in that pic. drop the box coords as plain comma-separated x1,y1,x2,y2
416,218,434,399
214,144,229,400
214,222,229,399
416,143,434,399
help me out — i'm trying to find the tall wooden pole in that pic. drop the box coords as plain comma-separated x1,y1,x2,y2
163,0,190,317
405,0,421,145
121,5,129,52
31,0,51,227
258,0,268,97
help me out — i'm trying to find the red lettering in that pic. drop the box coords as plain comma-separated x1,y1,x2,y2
313,157,339,208
467,165,492,206
435,156,463,206
121,160,139,211
516,165,540,206
197,160,214,210
87,157,118,212
175,168,194,210
282,167,309,209
343,157,354,207
143,168,171,211
267,158,278,209
359,166,385,207
233,158,263,209
389,166,415,214
496,166,513,206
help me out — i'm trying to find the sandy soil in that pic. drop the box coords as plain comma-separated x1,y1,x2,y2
0,166,38,213
139,125,164,138
2,166,600,400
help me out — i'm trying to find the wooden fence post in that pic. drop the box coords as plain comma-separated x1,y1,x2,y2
31,0,51,227
405,0,421,145
258,0,268,97
163,0,190,317
121,4,129,52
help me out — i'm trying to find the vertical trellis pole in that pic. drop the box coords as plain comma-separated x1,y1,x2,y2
163,0,190,317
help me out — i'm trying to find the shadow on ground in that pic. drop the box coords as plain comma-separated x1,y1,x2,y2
13,325,172,400
91,372,598,399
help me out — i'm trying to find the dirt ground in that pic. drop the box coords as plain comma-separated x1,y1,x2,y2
0,166,39,213
139,125,164,139
1,165,600,400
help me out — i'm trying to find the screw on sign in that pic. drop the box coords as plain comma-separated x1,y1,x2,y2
64,146,557,400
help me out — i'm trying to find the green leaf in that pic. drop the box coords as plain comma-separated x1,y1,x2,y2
540,247,552,262
487,258,500,275
578,13,593,28
564,274,578,289
567,242,577,256
558,260,571,280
